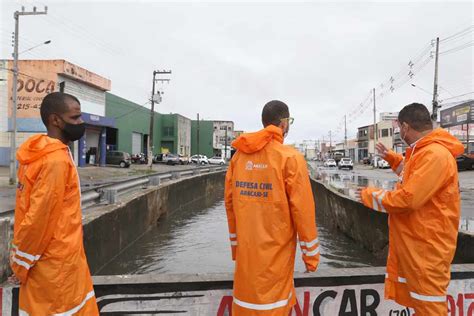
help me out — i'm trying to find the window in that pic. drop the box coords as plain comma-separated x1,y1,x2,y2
381,129,389,137
163,127,174,137
220,126,227,130
390,128,393,136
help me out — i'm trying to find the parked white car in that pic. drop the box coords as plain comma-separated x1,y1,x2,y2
208,156,226,165
190,154,209,165
338,158,353,170
377,158,390,169
323,159,337,168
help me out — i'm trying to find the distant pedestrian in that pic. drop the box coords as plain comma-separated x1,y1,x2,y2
10,92,99,315
357,103,464,315
225,100,320,315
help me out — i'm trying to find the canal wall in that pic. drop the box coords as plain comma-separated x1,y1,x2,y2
2,264,473,315
310,178,474,263
82,170,225,274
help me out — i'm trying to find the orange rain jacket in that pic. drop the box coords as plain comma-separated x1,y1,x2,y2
11,135,98,315
225,125,319,315
361,128,464,314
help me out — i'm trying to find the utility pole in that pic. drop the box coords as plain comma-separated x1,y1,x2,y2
431,37,440,123
148,70,171,168
373,88,377,156
10,6,47,185
344,114,347,157
224,125,228,160
196,113,200,155
466,123,470,154
329,131,332,158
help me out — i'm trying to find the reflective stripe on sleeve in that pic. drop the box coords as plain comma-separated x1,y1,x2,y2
233,292,292,311
230,241,237,246
299,238,319,248
14,249,41,262
52,290,95,316
377,191,387,212
12,256,31,270
229,233,237,238
372,191,379,211
410,292,446,302
302,246,320,256
372,190,387,212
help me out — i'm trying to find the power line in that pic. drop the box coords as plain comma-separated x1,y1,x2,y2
440,25,473,43
439,92,474,102
439,41,474,56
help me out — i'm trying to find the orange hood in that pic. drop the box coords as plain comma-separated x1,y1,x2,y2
232,125,284,154
16,134,68,164
416,128,464,157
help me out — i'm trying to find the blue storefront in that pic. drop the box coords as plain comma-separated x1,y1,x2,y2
78,112,115,167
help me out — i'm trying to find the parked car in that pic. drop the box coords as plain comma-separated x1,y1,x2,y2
362,156,371,165
153,153,164,163
456,155,474,171
208,156,226,165
338,158,353,170
191,154,209,165
377,158,390,169
106,151,131,168
178,154,190,165
323,159,337,168
163,153,181,165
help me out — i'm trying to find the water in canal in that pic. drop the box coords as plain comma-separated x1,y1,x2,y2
101,190,385,275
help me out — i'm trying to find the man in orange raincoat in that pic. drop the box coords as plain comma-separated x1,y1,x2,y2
225,100,319,315
9,92,99,315
358,103,464,315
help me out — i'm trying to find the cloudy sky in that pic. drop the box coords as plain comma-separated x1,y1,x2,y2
1,0,472,143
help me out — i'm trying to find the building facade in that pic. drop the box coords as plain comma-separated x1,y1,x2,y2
213,120,234,158
0,59,112,167
160,114,191,156
191,120,214,157
105,93,158,155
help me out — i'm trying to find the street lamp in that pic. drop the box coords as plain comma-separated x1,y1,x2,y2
19,39,51,55
411,83,432,96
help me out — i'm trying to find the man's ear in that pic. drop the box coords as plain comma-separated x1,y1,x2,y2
49,113,62,128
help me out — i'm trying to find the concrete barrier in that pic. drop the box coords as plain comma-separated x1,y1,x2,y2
2,265,473,315
310,178,474,263
83,171,225,274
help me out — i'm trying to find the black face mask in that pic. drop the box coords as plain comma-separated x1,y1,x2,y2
58,116,85,141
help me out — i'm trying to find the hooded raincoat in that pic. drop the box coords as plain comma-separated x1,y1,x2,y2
10,135,98,316
225,125,319,316
360,128,464,315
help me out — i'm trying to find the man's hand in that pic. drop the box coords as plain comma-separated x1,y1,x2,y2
375,143,389,159
8,275,20,285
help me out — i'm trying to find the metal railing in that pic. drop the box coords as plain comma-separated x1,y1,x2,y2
81,165,227,208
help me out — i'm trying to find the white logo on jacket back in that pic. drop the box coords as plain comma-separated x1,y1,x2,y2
245,161,268,170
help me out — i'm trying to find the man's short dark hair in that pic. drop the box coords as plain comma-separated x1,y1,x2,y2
40,92,80,126
398,103,433,132
262,100,289,127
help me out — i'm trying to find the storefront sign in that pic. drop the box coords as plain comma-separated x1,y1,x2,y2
6,60,58,119
441,101,474,128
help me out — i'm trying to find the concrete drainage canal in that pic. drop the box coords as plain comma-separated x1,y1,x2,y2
1,169,473,315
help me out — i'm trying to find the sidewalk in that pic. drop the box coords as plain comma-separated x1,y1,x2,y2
0,164,202,214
